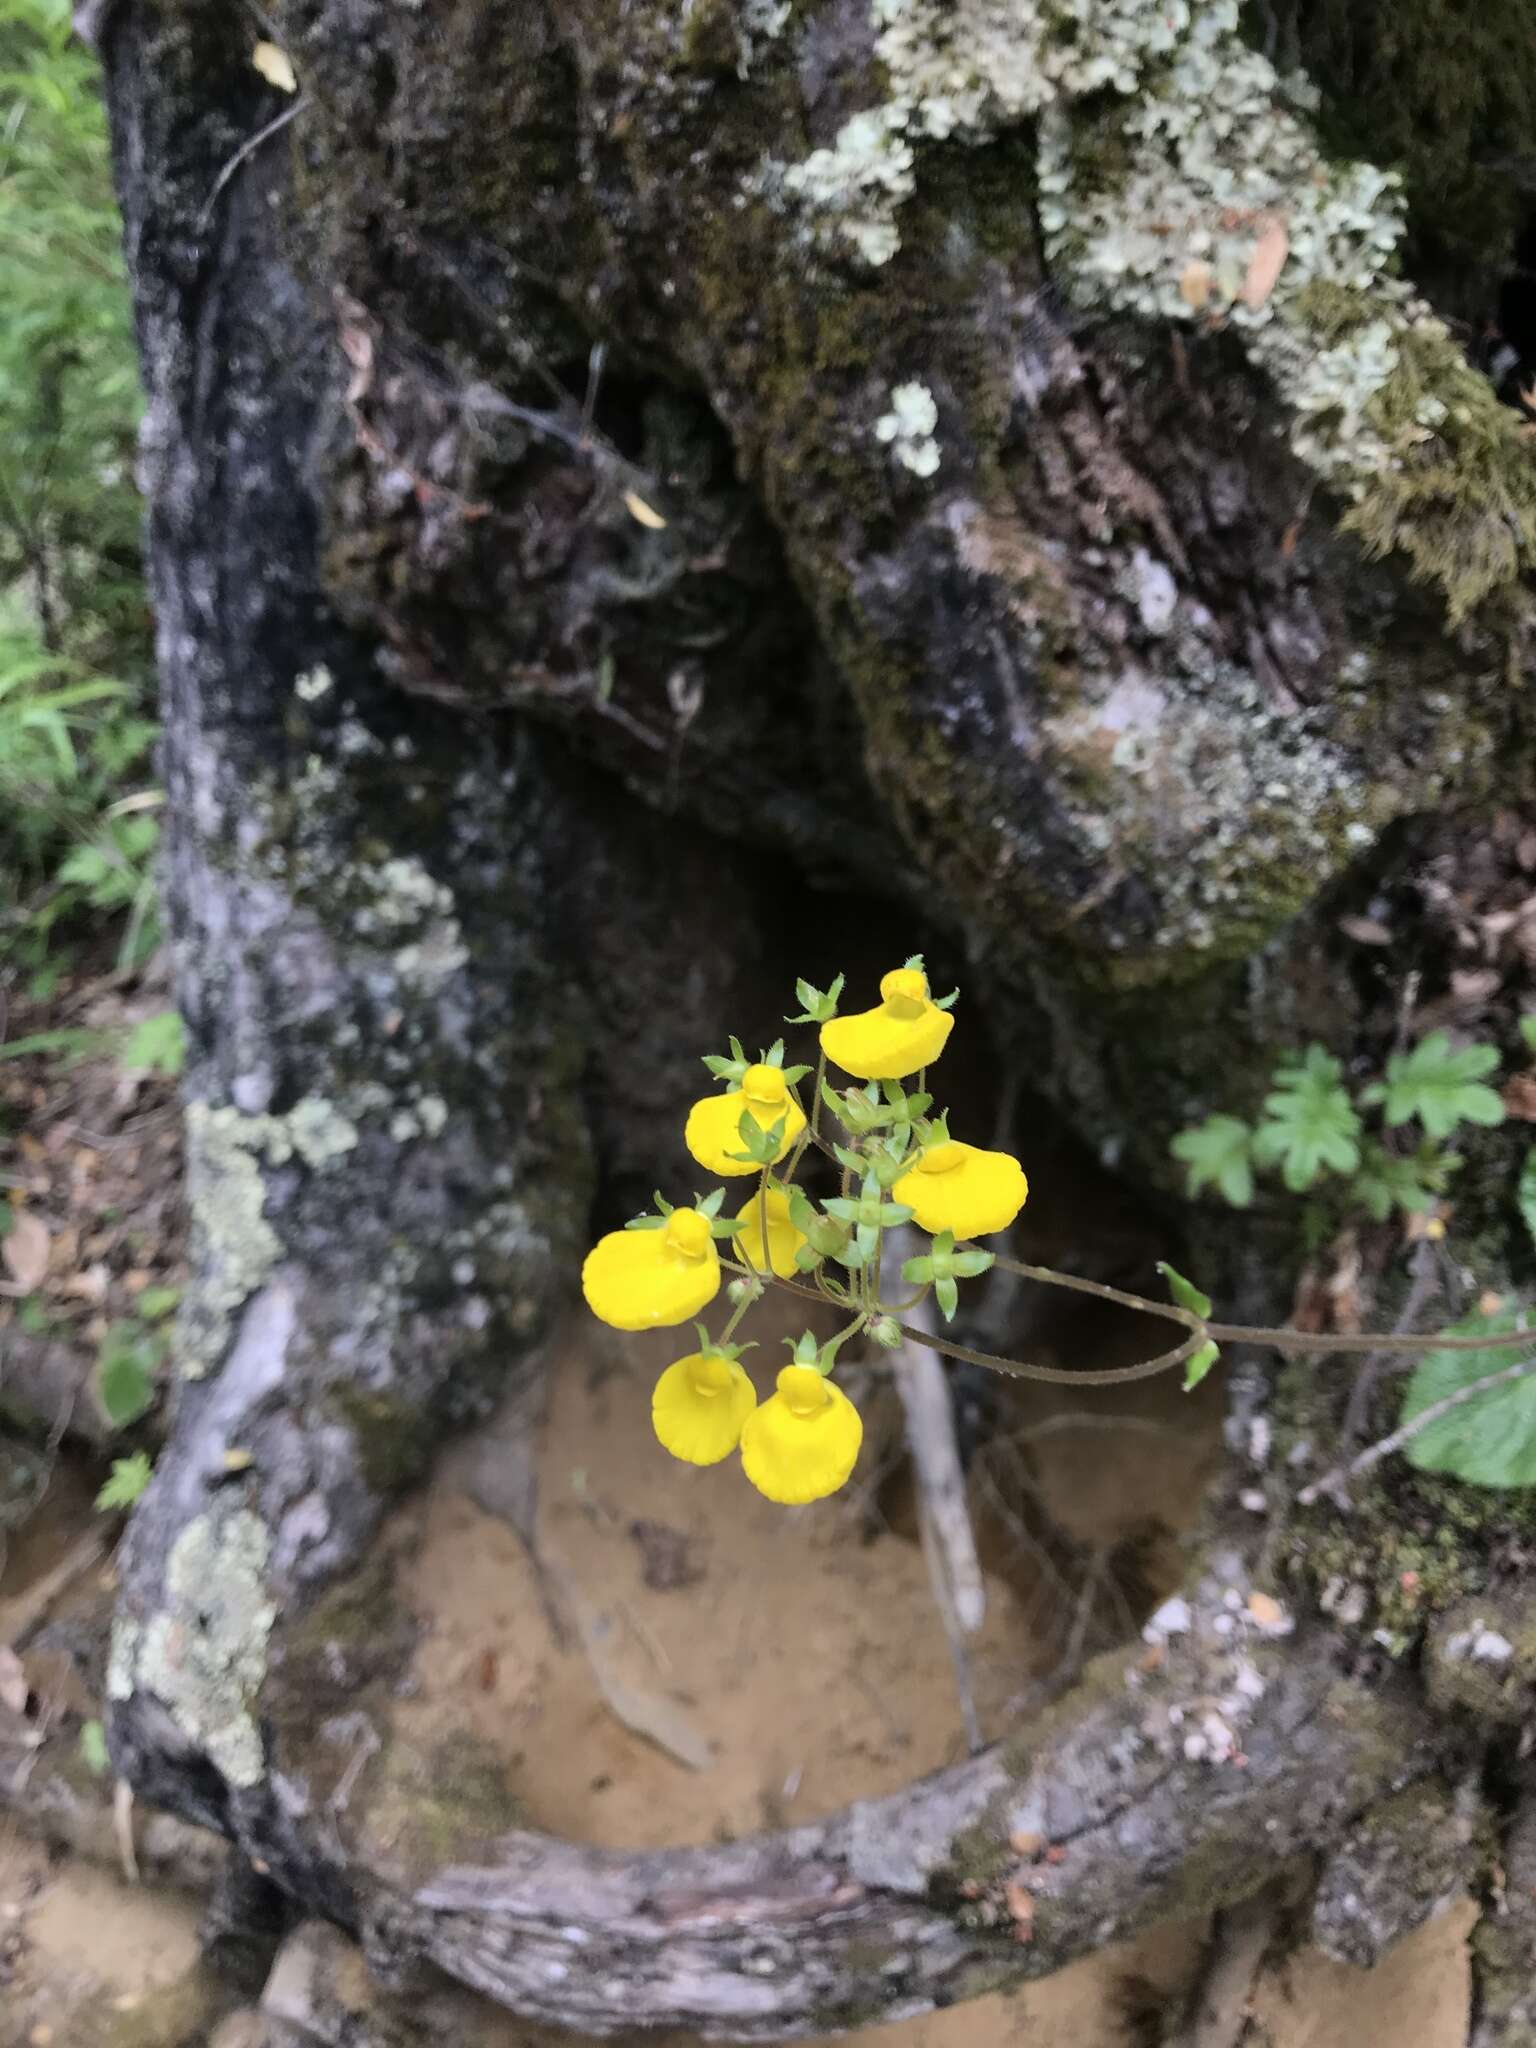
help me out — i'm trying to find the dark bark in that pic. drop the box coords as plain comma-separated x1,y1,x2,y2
79,0,1536,2036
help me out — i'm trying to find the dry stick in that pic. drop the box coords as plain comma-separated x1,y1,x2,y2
883,1237,985,1754
197,99,304,230
1339,1237,1440,1446
1297,1357,1536,1507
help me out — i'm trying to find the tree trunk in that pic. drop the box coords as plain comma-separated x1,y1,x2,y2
80,0,1536,2036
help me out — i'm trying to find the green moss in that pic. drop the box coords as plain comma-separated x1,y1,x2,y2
330,1385,433,1495
362,1726,526,1878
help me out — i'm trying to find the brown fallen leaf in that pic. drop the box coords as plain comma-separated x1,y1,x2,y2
623,490,668,530
1009,1828,1045,1859
1503,1074,1536,1122
1004,1879,1034,1939
1246,1590,1291,1634
61,1264,111,1304
2,1212,50,1293
1240,217,1289,310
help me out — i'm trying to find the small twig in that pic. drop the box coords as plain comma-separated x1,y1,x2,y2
1172,1880,1283,2048
1340,1237,1440,1446
1299,1357,1536,1507
198,99,304,230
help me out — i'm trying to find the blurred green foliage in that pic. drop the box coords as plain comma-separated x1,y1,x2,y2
0,0,156,987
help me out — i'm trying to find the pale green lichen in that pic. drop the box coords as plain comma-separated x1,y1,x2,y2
875,380,941,475
771,0,1536,618
112,1510,275,1789
294,664,333,702
351,855,469,993
180,1098,359,1378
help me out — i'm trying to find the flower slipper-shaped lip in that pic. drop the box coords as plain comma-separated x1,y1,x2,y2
893,1138,1028,1238
581,1206,721,1330
739,1364,863,1504
819,967,953,1082
735,1184,807,1278
685,1061,806,1176
652,1350,757,1465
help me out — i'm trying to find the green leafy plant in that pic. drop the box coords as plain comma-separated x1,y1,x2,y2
0,1,156,982
94,1318,161,1428
78,1717,109,1774
1399,1307,1536,1488
95,1449,152,1511
119,1009,184,1076
1172,1030,1508,1226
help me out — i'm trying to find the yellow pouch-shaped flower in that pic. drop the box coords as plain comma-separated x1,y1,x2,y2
582,1208,721,1330
685,1062,806,1177
735,1185,806,1279
893,1139,1028,1239
820,967,953,1081
652,1351,757,1466
740,1365,862,1504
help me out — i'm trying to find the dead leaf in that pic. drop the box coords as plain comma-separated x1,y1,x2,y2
1337,914,1392,946
1004,1879,1034,1938
623,490,668,530
0,1647,28,1716
251,41,298,93
1246,1590,1290,1634
223,1449,255,1473
1178,259,1214,311
1502,1074,1536,1122
61,1264,110,1304
1479,1290,1507,1318
2,1212,50,1293
1009,1828,1044,1859
1240,217,1289,310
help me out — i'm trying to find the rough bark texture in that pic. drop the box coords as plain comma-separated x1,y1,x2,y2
78,0,1536,2036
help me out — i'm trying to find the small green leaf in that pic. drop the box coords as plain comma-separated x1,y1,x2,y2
1521,1150,1536,1249
1520,1015,1536,1058
95,1323,159,1428
1183,1341,1220,1391
120,1010,184,1076
95,1450,153,1511
1364,1031,1504,1143
1252,1046,1361,1191
1157,1260,1213,1322
79,1719,110,1776
1399,1307,1536,1487
136,1285,181,1322
1170,1115,1254,1207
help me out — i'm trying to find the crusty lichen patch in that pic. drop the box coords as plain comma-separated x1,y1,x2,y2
110,1510,275,1789
771,0,1536,619
180,1098,359,1378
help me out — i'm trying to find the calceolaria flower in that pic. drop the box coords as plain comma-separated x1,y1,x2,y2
686,1062,807,1177
652,1349,757,1466
740,1364,863,1505
735,1185,807,1279
893,1138,1028,1239
820,962,955,1082
582,1206,721,1330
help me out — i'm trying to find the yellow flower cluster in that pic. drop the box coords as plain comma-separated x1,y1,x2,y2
580,962,1029,1504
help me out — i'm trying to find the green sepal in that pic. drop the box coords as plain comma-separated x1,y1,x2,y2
782,1063,813,1086
951,1248,994,1278
1156,1260,1213,1321
855,1220,880,1258
653,1189,675,1215
696,1187,726,1219
934,1274,959,1321
793,1243,824,1273
901,1252,933,1285
710,1216,747,1238
1183,1341,1220,1390
834,1239,870,1270
933,989,959,1011
695,1321,754,1363
727,1109,787,1165
903,953,925,972
624,1212,668,1230
832,1142,865,1175
785,973,845,1025
701,1036,749,1085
